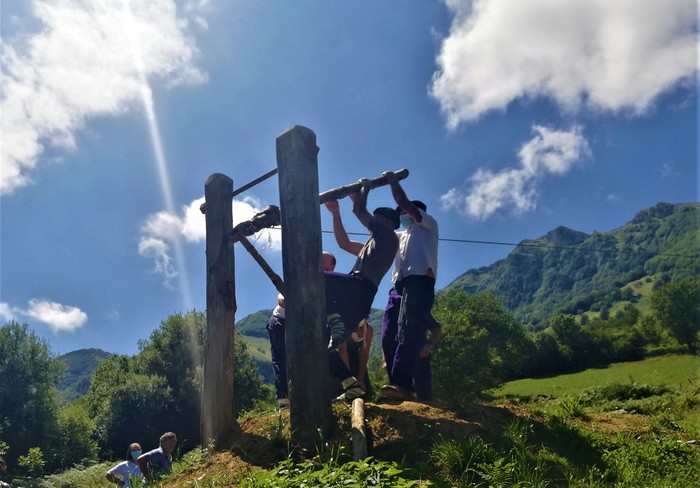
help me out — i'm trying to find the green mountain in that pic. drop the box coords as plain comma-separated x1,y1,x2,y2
236,309,274,338
58,348,112,402
447,202,699,329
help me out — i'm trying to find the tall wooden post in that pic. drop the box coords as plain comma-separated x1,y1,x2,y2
276,126,333,450
202,173,236,448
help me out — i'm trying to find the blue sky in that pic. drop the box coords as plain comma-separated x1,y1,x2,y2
1,0,697,356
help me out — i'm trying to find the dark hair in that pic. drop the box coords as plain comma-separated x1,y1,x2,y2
373,207,400,229
395,200,427,215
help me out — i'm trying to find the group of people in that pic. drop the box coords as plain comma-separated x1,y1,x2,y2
267,170,440,407
105,432,177,487
0,433,176,488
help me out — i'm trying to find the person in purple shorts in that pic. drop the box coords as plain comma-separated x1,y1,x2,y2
324,178,399,402
382,288,441,401
381,170,440,401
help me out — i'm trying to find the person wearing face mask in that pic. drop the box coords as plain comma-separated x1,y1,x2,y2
380,170,440,401
106,442,143,487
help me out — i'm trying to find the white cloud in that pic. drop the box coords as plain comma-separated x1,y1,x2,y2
431,0,697,127
25,299,88,332
441,125,590,220
0,303,15,323
139,195,282,283
1,0,207,195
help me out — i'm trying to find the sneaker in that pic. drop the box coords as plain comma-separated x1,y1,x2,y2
381,383,413,401
277,398,289,411
334,384,365,403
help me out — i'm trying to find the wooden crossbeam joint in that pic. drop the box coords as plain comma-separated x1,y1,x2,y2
230,205,281,243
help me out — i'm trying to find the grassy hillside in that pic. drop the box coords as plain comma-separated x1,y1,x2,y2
46,354,700,487
492,353,699,398
448,202,700,329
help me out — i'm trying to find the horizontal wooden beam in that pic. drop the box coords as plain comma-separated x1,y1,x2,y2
319,168,409,204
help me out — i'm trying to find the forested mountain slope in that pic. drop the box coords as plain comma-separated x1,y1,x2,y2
447,202,699,329
58,348,112,402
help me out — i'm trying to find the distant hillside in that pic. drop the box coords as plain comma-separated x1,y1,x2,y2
447,202,699,329
236,309,273,338
58,348,112,402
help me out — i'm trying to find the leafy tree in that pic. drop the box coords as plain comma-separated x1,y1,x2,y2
650,279,700,354
17,447,44,478
548,315,590,370
87,310,271,457
52,402,98,469
432,290,530,403
0,322,63,473
86,355,175,458
134,311,204,450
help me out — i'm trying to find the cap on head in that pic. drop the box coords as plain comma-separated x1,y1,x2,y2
395,200,427,215
373,207,400,229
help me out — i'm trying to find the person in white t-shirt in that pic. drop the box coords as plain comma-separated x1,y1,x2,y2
106,442,143,488
380,170,440,401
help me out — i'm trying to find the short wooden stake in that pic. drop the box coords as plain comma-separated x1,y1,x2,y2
351,398,367,460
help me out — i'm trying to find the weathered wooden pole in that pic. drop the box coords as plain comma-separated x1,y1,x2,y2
276,126,334,450
201,173,236,448
351,398,367,460
319,168,409,203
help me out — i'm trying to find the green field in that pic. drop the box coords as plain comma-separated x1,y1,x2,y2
492,354,700,398
240,334,272,363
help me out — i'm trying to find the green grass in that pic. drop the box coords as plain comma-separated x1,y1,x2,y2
38,354,700,487
239,335,272,363
492,354,699,398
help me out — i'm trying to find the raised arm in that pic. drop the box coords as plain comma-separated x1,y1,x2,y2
324,200,364,255
352,178,374,229
383,171,422,223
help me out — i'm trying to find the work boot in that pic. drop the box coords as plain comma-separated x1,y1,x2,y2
380,383,414,401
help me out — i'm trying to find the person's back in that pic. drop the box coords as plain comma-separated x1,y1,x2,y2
137,432,177,484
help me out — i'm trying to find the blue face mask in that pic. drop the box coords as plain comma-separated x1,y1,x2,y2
131,450,141,459
399,215,413,229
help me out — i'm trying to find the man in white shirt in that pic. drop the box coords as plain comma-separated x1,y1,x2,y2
381,171,440,401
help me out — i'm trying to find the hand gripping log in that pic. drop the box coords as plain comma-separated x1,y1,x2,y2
318,168,409,203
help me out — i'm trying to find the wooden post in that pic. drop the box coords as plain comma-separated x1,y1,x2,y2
201,173,236,448
351,398,367,460
276,125,334,450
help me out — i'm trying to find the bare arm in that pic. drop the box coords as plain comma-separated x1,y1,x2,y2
105,472,121,486
383,171,422,223
352,178,374,228
357,324,373,390
420,324,442,358
324,200,364,255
